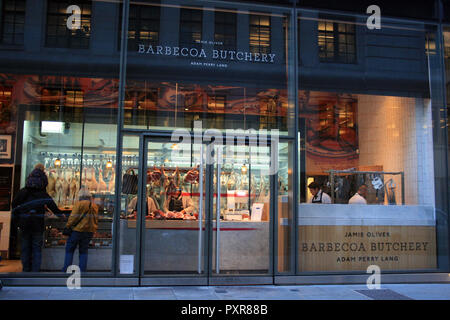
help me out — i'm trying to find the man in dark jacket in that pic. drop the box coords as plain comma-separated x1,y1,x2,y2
12,165,65,272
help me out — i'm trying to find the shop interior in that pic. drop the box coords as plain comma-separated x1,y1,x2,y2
300,90,435,207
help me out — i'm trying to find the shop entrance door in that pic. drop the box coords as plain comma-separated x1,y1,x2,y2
208,141,275,285
138,136,208,285
137,135,276,285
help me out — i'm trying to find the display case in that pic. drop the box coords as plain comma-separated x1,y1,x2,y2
326,169,405,205
41,216,113,271
44,216,113,249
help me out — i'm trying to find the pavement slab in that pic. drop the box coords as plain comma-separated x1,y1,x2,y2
172,286,221,300
91,288,135,300
0,283,449,300
355,289,413,300
133,287,176,300
0,287,52,300
381,284,450,300
47,287,96,300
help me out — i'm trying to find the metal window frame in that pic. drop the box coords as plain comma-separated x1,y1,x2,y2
44,0,92,49
0,0,26,45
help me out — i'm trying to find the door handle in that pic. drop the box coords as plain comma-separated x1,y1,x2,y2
215,146,222,274
197,144,204,274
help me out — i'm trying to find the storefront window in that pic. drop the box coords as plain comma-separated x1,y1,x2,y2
277,141,294,273
120,1,295,280
124,1,293,136
0,0,447,284
0,0,120,275
297,13,447,274
0,74,118,273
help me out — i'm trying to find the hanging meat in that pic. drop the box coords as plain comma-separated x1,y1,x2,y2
70,171,80,204
54,169,64,207
61,170,71,207
238,174,249,190
163,168,177,195
81,167,88,190
184,165,199,184
227,171,236,190
97,168,107,193
47,169,57,198
220,171,228,189
87,167,98,193
107,168,115,193
148,166,162,185
173,166,181,187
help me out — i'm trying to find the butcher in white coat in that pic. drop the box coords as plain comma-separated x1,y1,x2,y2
349,184,368,204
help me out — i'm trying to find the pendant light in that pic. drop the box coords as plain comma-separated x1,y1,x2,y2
54,157,61,168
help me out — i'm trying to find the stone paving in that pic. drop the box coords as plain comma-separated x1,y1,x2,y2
0,283,450,300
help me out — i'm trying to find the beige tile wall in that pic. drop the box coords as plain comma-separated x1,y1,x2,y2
357,95,434,206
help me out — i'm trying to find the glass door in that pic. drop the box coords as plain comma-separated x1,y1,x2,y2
209,141,275,284
139,136,207,285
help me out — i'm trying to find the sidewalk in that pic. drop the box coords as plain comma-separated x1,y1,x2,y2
1,283,450,300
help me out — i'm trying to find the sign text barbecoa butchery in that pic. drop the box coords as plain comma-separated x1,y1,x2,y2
298,226,436,272
138,44,276,64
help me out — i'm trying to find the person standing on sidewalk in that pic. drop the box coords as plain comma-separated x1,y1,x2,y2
12,164,66,272
62,188,98,272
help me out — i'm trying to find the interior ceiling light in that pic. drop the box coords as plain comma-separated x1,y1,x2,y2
106,160,113,169
42,121,64,134
54,158,61,168
241,163,248,174
171,144,179,150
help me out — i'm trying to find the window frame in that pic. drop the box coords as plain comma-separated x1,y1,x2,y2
45,0,92,49
0,0,26,45
179,8,202,50
120,2,160,51
214,10,237,52
249,13,272,55
317,17,357,64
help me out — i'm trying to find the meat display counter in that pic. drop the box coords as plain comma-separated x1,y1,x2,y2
119,210,271,273
41,213,113,271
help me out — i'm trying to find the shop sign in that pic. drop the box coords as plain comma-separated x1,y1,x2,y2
138,41,276,68
298,226,437,272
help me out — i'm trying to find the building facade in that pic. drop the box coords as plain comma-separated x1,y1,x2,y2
0,0,449,286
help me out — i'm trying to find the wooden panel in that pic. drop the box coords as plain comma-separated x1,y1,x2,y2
277,198,289,272
357,165,383,172
298,226,436,272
